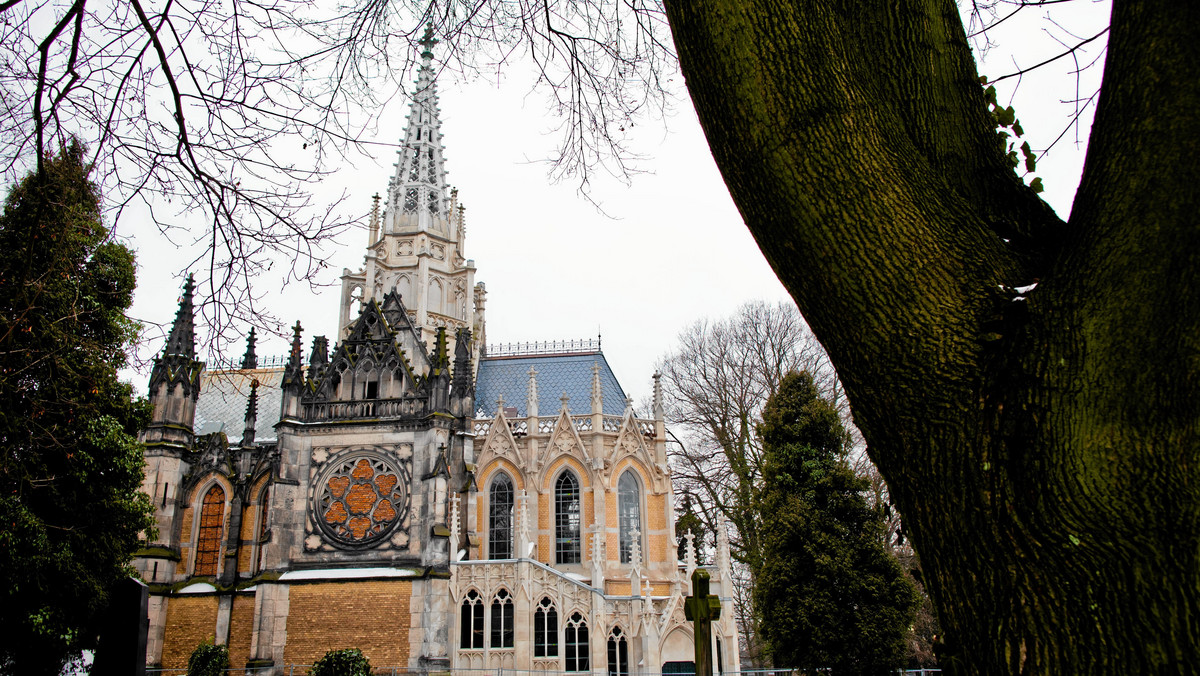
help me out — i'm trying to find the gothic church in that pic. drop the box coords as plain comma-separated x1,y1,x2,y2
134,35,740,674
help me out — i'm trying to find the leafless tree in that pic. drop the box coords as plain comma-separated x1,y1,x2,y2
2,0,674,350
658,299,850,664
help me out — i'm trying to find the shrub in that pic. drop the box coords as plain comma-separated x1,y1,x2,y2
187,640,230,676
309,648,372,676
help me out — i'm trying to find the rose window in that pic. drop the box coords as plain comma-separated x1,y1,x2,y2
314,454,409,547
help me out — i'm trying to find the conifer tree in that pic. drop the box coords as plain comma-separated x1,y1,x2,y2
753,372,918,675
0,143,154,675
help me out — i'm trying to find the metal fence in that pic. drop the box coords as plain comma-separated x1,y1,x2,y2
146,669,939,676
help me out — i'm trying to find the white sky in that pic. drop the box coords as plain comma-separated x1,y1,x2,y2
122,2,1109,407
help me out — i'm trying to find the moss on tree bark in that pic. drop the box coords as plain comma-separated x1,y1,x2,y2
665,0,1200,672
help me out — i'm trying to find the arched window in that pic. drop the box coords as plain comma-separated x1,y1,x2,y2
564,612,589,672
556,472,581,564
534,597,559,657
490,589,514,648
194,484,225,576
607,626,629,676
489,474,514,560
460,590,484,649
252,485,270,575
618,471,642,564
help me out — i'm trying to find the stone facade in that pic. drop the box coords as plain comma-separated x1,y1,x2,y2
133,31,739,675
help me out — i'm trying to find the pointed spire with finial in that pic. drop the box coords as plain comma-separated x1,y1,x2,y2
241,379,259,446
526,367,539,418
384,22,452,237
241,327,258,369
282,320,304,389
146,274,205,407
653,371,664,421
590,361,603,414
368,192,381,246
163,274,197,359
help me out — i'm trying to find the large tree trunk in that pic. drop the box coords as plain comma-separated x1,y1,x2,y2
663,0,1200,672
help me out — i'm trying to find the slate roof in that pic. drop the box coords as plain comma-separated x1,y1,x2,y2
194,368,285,443
474,352,629,418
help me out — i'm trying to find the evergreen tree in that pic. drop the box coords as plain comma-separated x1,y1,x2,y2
753,372,918,675
0,143,154,675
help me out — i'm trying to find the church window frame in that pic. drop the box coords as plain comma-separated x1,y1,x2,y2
490,588,514,648
618,470,643,564
555,471,582,564
194,483,226,577
564,611,589,672
250,483,271,575
488,473,515,560
460,589,484,649
534,597,559,657
607,625,629,676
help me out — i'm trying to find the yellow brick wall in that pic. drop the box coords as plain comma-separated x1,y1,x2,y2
606,580,632,596
647,494,666,531
649,534,669,566
227,594,256,668
176,507,193,576
160,595,219,668
283,580,413,668
237,503,258,573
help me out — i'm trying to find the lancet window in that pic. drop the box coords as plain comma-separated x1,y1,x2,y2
460,590,484,649
618,471,642,563
534,597,559,657
607,626,629,676
490,589,514,648
194,484,225,576
488,474,514,559
555,472,582,564
564,612,589,672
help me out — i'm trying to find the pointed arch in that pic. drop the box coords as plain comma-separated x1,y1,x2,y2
488,472,515,560
555,470,582,564
564,611,590,672
428,277,444,313
460,589,485,649
194,483,226,576
490,587,514,648
534,596,559,657
607,625,629,676
618,470,643,564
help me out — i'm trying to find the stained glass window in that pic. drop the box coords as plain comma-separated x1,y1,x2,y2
618,471,641,564
194,484,225,576
313,454,408,547
556,472,581,564
489,474,514,559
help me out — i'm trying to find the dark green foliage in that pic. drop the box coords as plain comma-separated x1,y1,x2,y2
0,143,154,675
753,372,919,675
309,647,373,676
674,494,708,562
187,641,230,676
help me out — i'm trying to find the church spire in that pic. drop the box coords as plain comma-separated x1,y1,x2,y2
384,23,452,237
163,274,196,358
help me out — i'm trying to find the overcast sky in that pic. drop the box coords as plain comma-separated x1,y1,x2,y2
122,2,1109,408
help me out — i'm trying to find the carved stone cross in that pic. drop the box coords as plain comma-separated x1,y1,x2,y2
684,568,721,676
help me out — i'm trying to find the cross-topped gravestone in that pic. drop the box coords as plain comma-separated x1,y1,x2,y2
684,568,722,676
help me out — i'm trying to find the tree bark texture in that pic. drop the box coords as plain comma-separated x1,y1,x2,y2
664,0,1199,672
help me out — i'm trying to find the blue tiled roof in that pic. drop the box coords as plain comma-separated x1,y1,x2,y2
195,368,284,443
475,352,628,418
